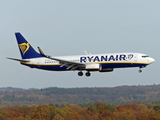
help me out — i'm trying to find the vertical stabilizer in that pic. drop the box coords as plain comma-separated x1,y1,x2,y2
15,33,42,59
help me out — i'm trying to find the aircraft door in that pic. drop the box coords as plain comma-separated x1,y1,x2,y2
134,55,137,62
37,59,41,67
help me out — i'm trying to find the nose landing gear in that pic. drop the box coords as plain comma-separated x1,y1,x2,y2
138,68,142,73
138,66,145,73
138,69,142,73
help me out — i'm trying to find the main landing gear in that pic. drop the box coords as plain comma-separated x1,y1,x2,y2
78,71,83,76
78,71,91,77
85,72,91,77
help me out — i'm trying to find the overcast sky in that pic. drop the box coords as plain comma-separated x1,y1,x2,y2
1,1,159,89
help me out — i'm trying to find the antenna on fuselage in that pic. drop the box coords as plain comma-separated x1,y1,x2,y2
84,51,91,55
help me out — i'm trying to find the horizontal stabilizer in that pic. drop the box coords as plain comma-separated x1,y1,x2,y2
7,57,29,62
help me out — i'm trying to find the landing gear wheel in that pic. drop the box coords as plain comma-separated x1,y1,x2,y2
85,72,91,77
78,72,83,76
139,69,142,73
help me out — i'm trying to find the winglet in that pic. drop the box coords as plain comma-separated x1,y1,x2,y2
38,47,50,58
38,47,45,55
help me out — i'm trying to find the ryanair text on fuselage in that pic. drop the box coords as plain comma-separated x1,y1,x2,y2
80,54,134,63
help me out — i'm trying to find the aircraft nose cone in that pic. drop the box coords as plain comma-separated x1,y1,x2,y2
149,58,155,64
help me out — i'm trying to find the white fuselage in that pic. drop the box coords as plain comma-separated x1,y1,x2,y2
21,52,155,72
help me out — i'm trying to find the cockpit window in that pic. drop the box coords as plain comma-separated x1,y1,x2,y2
142,55,149,58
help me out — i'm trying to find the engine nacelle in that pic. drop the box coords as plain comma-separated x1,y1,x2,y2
99,64,114,72
85,64,114,72
86,63,99,71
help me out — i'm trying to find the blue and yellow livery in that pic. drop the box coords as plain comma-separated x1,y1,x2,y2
7,33,155,77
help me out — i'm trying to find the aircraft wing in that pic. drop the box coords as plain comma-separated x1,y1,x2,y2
38,47,86,70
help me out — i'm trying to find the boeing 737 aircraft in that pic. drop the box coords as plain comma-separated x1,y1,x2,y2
7,33,155,77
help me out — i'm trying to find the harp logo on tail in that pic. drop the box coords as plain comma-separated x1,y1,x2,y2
19,43,30,55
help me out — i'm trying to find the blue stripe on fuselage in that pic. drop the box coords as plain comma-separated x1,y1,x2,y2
21,62,148,71
21,63,68,71
100,62,147,68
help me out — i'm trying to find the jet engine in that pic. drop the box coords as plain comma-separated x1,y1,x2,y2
85,64,114,72
99,64,114,72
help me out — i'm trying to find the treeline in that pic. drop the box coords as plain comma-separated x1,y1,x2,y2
0,85,160,105
0,103,160,120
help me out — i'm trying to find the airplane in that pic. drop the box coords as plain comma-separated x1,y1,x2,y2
7,32,155,77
